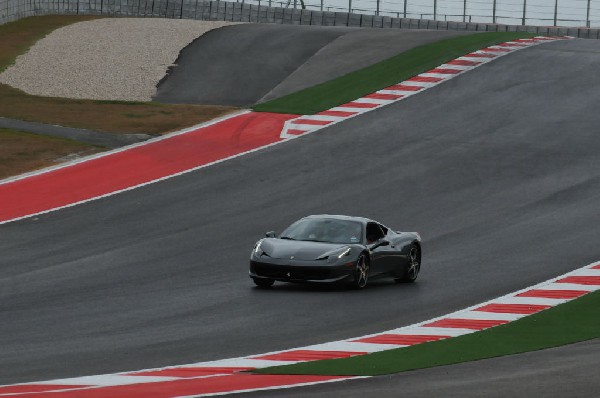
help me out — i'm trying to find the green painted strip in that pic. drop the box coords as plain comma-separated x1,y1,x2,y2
254,289,600,376
253,32,537,115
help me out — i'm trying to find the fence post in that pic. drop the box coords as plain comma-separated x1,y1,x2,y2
586,0,591,28
553,0,558,26
433,0,436,20
462,0,466,22
403,0,406,18
492,0,496,23
521,0,526,25
376,0,379,16
319,0,322,11
348,0,351,13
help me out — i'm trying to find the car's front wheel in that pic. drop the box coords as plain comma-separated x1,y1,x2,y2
395,244,420,283
352,254,369,289
253,277,275,288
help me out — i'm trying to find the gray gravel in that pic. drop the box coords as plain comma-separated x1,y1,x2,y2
0,18,237,101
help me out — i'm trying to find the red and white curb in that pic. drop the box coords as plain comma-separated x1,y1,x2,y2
279,36,573,140
2,261,598,397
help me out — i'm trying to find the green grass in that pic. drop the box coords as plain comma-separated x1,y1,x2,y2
253,32,537,115
254,289,600,376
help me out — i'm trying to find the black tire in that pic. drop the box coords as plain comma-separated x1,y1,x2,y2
395,244,421,283
352,254,369,289
253,277,274,288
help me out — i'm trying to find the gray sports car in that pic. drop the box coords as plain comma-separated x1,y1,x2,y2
249,215,421,289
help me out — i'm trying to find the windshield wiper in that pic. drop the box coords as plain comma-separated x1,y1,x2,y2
280,236,296,240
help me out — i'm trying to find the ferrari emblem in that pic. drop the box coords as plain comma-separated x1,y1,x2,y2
286,272,291,277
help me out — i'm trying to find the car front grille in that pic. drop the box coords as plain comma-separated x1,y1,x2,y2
252,262,331,280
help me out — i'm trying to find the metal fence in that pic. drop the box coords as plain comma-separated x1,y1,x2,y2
1,0,600,35
244,0,600,28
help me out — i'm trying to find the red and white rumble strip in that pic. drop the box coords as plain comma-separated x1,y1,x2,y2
2,261,598,397
280,36,572,140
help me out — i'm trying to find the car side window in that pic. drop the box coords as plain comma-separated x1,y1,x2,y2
366,223,384,244
379,224,389,235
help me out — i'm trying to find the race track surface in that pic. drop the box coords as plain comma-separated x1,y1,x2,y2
2,37,600,392
153,24,467,106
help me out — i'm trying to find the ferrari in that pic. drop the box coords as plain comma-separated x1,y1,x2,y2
249,215,421,289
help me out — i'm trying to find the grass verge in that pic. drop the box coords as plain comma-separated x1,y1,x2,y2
253,32,537,115
254,289,600,376
0,16,237,135
0,128,104,180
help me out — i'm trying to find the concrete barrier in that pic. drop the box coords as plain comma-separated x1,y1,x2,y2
0,0,598,39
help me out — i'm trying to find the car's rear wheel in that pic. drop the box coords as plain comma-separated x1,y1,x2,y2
253,277,275,288
352,254,369,289
395,244,420,283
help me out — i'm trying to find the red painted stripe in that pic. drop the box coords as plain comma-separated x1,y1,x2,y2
496,42,525,47
286,129,308,135
426,68,462,75
517,289,588,299
592,265,600,270
481,47,512,52
446,59,481,66
0,375,349,398
0,385,92,394
251,350,366,361
365,93,403,100
475,303,551,314
385,84,423,91
353,334,450,345
557,276,600,285
513,38,536,43
339,101,379,109
0,112,299,223
408,76,444,83
317,110,357,117
291,118,332,126
127,367,254,378
424,318,509,330
464,52,497,58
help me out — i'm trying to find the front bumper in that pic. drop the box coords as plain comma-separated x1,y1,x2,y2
249,259,354,284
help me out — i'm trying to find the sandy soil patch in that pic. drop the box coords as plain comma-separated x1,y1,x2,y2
0,18,237,101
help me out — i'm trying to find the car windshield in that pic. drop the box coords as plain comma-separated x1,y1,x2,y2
280,218,363,244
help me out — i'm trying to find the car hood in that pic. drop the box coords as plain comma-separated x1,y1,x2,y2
261,239,348,261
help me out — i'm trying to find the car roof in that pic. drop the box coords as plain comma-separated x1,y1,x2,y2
303,214,375,225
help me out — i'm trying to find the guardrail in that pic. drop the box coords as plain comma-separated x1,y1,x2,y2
1,0,599,39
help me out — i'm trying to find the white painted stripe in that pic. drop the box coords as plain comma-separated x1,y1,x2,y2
303,341,403,353
457,56,493,63
385,327,475,337
538,282,598,291
573,269,600,276
49,374,178,386
491,296,569,306
418,73,457,79
351,97,391,105
329,106,372,114
377,89,417,96
456,311,526,321
293,115,344,122
396,81,439,88
189,358,302,368
438,63,473,71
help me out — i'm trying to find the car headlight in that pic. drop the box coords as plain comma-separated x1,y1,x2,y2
253,239,264,257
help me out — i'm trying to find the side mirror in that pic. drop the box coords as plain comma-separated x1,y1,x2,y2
265,231,277,238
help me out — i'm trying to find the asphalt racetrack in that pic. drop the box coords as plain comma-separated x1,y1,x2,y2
153,24,467,106
1,30,600,396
